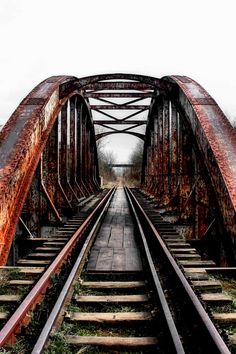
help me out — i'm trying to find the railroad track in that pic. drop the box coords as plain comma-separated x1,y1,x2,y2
0,187,234,353
0,188,114,350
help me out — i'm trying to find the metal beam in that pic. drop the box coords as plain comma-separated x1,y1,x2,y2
93,120,147,125
87,92,153,98
109,164,134,167
91,105,149,110
96,131,145,140
90,96,150,107
84,82,153,91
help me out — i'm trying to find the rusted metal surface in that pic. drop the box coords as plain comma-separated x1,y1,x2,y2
0,188,114,345
87,92,153,98
127,187,231,354
78,74,161,141
142,75,236,264
0,72,236,268
90,105,149,110
0,76,99,265
96,131,145,141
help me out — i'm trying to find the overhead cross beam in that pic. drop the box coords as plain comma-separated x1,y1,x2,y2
109,164,134,167
93,120,146,125
91,105,149,110
81,75,158,140
87,92,153,98
96,131,145,140
83,82,152,91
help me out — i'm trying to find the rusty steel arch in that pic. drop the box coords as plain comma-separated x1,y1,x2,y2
0,76,100,265
1,73,236,267
142,75,236,266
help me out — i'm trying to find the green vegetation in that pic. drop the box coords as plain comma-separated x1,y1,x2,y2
44,333,71,354
0,339,29,354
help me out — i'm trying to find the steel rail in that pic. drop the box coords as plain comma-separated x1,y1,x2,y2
31,187,116,353
0,187,115,346
125,187,185,354
126,187,231,354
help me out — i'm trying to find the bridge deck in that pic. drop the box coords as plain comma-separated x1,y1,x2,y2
87,188,143,272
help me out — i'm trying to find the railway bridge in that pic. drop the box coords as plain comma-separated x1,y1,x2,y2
1,73,235,266
0,73,236,353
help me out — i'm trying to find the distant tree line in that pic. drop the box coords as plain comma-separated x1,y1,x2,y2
97,138,116,184
97,137,144,187
123,140,143,186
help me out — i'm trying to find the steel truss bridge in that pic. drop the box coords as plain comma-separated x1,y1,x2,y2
0,73,235,266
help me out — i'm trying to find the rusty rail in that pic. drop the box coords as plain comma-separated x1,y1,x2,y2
31,187,116,353
126,187,231,354
0,187,115,346
125,187,185,353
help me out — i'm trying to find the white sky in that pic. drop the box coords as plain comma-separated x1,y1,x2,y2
0,0,236,162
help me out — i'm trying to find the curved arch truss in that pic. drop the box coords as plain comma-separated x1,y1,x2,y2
0,73,236,266
0,76,100,265
142,75,236,266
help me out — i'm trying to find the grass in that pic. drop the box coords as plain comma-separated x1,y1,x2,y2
59,320,157,338
0,269,28,296
44,333,71,354
207,273,236,345
208,275,236,313
45,331,147,354
0,339,29,354
212,304,236,313
75,286,144,296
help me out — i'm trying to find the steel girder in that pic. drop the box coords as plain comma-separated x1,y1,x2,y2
0,76,99,265
75,73,176,140
142,75,236,265
1,73,236,266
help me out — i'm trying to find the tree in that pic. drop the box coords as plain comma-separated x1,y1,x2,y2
96,137,117,184
124,140,143,186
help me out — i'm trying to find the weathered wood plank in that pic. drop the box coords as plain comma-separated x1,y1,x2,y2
27,252,57,258
175,254,201,259
0,266,44,273
202,293,232,303
108,227,124,248
179,260,216,267
170,248,197,253
66,335,158,347
9,280,34,285
67,312,153,322
167,243,191,247
94,226,111,248
43,242,65,246
123,227,136,248
163,238,184,242
35,247,61,251
95,248,113,271
192,280,222,292
0,313,8,320
0,295,21,302
17,260,50,265
75,294,149,303
82,281,146,289
184,268,207,274
213,313,236,323
228,334,236,344
86,249,100,270
126,248,143,271
112,248,126,271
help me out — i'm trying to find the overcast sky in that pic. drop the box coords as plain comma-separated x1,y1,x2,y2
0,0,235,162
